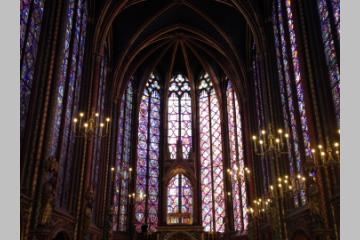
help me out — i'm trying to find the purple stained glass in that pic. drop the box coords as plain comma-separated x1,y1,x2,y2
276,0,302,176
58,0,86,207
167,74,192,160
273,0,312,205
273,2,297,182
168,93,179,159
226,81,248,232
199,73,226,233
41,0,87,209
92,52,107,190
167,174,193,224
62,5,87,205
251,45,271,193
317,0,340,125
330,0,340,39
181,175,192,215
135,74,160,233
20,0,45,140
285,0,312,159
48,0,76,156
167,174,180,215
113,80,133,232
89,49,108,222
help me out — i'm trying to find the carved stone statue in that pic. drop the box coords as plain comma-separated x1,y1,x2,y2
307,176,324,228
83,188,95,234
39,156,59,225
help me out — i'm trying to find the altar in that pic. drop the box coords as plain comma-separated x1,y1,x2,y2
156,225,204,240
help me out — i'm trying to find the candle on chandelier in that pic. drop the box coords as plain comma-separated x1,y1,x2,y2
73,118,78,133
311,148,316,164
84,122,89,132
275,138,280,151
252,135,258,152
278,128,284,146
259,140,264,152
106,117,111,135
321,151,326,164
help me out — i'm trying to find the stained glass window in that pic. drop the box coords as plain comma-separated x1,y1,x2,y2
285,0,312,159
59,0,87,208
168,74,192,160
251,45,271,194
167,174,193,224
199,73,226,233
135,73,161,232
45,0,87,208
112,80,133,232
20,0,45,140
92,51,108,193
273,0,311,205
49,0,76,157
273,0,299,183
317,0,340,125
330,0,340,39
226,81,248,232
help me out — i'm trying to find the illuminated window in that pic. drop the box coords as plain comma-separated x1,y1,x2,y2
199,73,226,233
46,0,88,208
317,0,340,124
273,0,311,205
113,80,133,231
167,174,193,224
135,73,161,232
168,74,192,160
226,81,248,232
20,0,45,139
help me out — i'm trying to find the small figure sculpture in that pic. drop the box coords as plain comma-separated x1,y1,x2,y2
307,176,324,227
83,188,95,234
39,156,59,225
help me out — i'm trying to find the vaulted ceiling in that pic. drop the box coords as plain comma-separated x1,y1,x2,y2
88,0,274,101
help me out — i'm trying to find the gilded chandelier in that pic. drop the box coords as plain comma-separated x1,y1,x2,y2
72,111,111,138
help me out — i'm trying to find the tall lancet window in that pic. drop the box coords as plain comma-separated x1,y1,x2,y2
226,81,248,232
199,73,226,233
273,0,311,205
135,73,161,232
317,0,340,124
167,174,193,224
113,80,133,232
45,0,87,209
20,0,45,140
91,50,108,220
168,74,192,160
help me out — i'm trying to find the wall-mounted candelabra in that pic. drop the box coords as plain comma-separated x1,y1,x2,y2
249,124,293,239
72,111,111,138
128,191,146,203
226,166,251,179
251,125,290,156
248,125,340,240
247,173,308,240
310,141,340,168
247,173,307,217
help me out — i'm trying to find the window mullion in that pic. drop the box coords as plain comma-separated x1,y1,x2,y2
178,96,182,146
208,92,216,232
179,174,182,215
144,93,151,224
231,89,245,231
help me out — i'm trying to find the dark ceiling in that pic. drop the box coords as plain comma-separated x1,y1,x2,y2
89,0,274,99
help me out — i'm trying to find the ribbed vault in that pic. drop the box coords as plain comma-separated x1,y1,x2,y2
88,0,272,106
